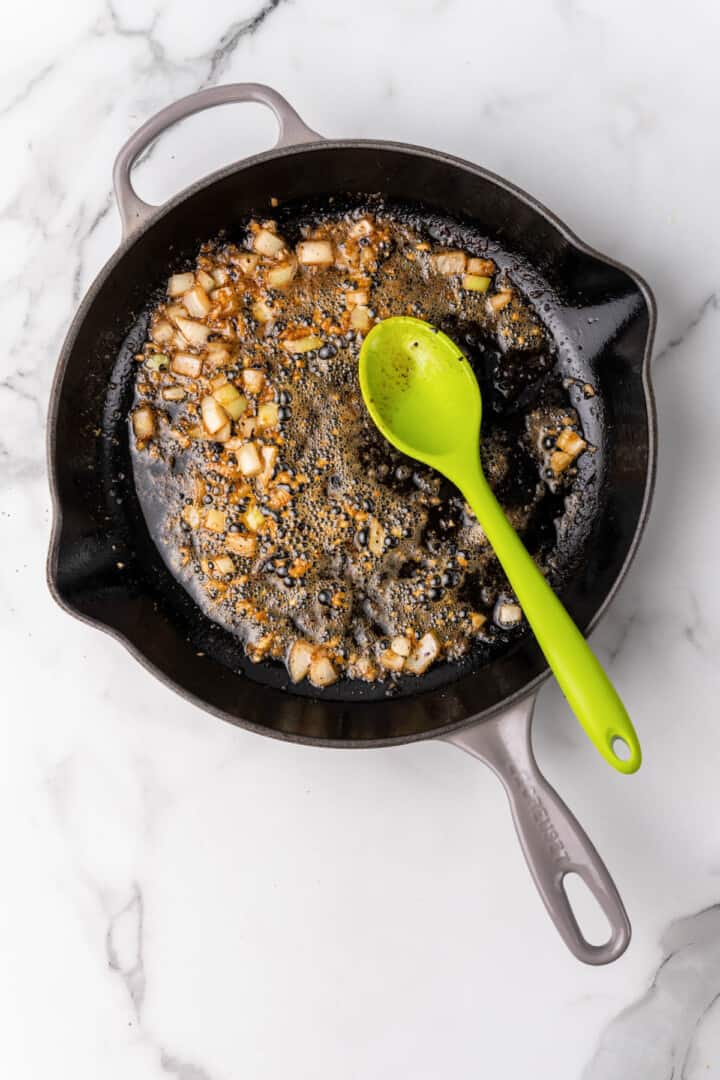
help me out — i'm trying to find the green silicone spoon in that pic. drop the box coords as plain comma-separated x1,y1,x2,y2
359,316,641,774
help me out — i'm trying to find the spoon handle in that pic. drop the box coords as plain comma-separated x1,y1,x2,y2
460,467,641,774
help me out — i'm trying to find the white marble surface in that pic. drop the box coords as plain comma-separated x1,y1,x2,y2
2,0,720,1076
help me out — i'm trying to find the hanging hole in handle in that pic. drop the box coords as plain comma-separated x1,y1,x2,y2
611,736,632,762
562,872,613,946
130,102,280,208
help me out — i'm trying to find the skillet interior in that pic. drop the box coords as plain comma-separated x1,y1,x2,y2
48,143,655,744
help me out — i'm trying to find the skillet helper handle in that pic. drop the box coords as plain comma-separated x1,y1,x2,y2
445,697,631,965
113,83,321,239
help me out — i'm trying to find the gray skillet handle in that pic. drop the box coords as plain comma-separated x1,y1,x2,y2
445,697,631,964
113,83,321,240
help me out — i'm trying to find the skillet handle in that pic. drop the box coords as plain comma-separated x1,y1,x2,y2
113,83,321,240
444,697,631,964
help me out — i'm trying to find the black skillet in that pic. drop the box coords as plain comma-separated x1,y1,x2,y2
47,84,656,964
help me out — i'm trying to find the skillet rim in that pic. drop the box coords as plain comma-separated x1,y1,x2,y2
46,137,658,747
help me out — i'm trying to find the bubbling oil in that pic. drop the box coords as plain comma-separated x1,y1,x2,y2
130,201,590,686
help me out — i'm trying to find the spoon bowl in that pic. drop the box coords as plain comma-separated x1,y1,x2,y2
359,315,642,774
360,317,481,461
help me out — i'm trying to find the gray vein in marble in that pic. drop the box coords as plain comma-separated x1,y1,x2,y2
605,611,641,666
102,1,168,66
161,1054,214,1080
201,0,288,86
106,884,214,1080
106,882,146,1012
584,904,720,1079
0,62,54,117
655,292,719,364
72,194,114,304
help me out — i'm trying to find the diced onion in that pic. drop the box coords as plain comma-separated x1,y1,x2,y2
257,402,279,430
488,289,513,312
162,386,186,402
267,487,291,510
171,352,203,377
550,449,573,474
247,634,274,662
494,601,522,628
132,405,155,440
555,428,587,458
196,270,215,293
182,504,201,528
151,319,174,344
204,508,226,533
467,257,496,276
297,240,334,266
167,272,194,297
354,656,378,681
226,532,257,557
211,267,228,286
380,648,405,673
282,335,323,354
260,444,278,478
237,253,260,275
309,654,338,687
237,441,263,476
213,554,235,577
288,639,314,683
405,631,441,675
368,517,385,555
252,299,274,324
349,306,371,332
434,251,467,276
145,353,169,371
242,368,265,394
205,341,231,367
496,604,524,630
183,285,211,318
201,395,229,435
175,316,210,347
266,256,298,289
345,289,368,308
213,383,247,420
213,419,232,443
236,414,257,438
391,636,412,658
349,218,373,238
244,504,265,532
253,228,287,258
462,274,492,293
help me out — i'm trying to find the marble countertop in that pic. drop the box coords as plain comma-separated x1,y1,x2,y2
3,0,720,1076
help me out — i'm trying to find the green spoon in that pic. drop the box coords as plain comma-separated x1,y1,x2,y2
359,316,641,774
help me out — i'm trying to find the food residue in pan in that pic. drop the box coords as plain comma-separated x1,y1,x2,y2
130,205,591,688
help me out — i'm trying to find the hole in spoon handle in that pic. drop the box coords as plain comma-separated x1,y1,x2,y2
608,731,642,774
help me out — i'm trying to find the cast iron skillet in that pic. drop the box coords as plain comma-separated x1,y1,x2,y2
47,84,656,964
